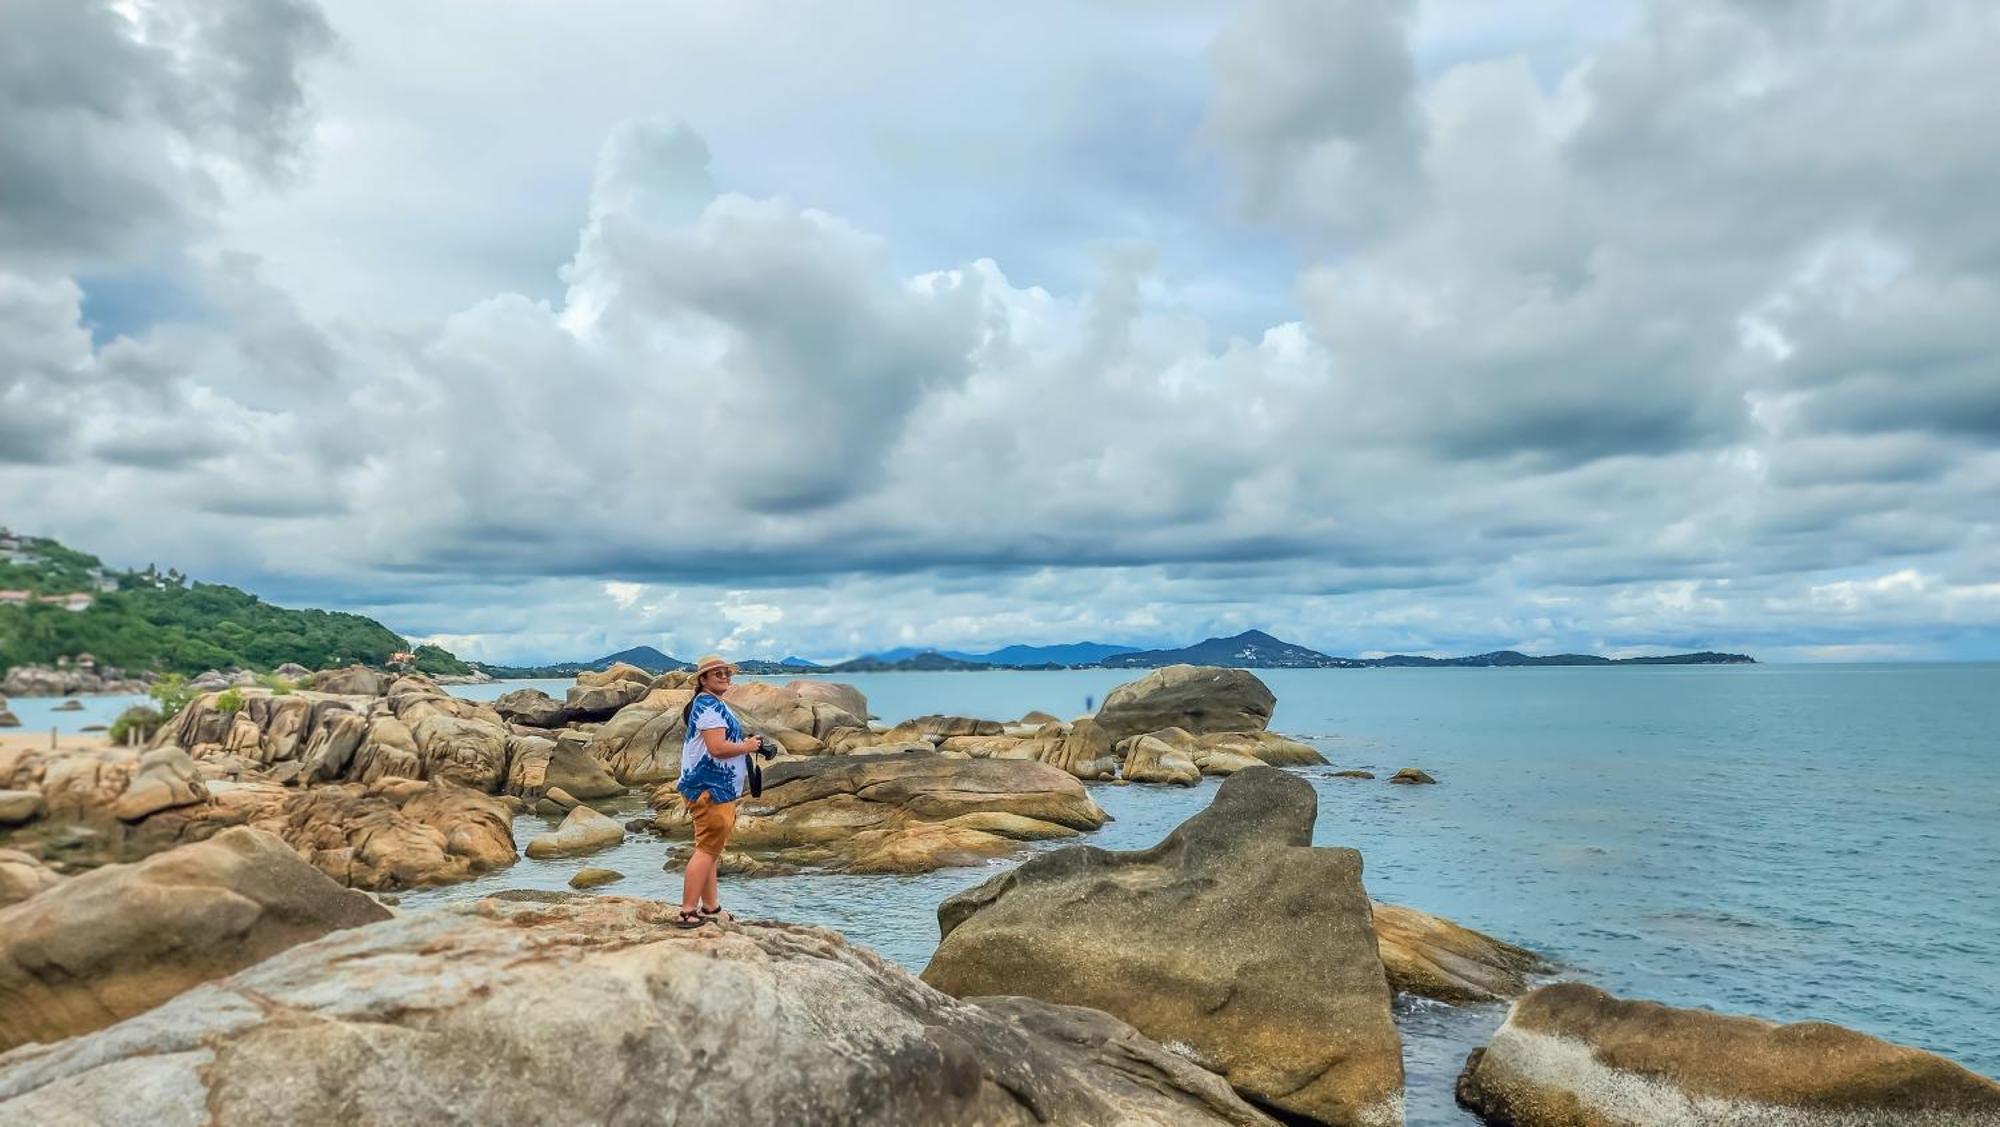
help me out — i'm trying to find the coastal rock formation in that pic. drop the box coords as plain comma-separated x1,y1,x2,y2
1117,734,1201,785
0,827,388,1053
0,895,1280,1127
1130,726,1329,775
1388,768,1437,785
564,676,651,720
0,788,43,824
0,850,61,906
491,687,566,727
2,665,147,697
577,661,654,688
652,753,1108,875
1371,902,1543,1003
306,665,389,696
109,747,208,821
544,743,622,799
0,694,18,727
922,768,1404,1127
280,780,516,890
523,804,624,859
1093,664,1277,742
568,866,622,889
785,678,869,719
1455,982,2000,1126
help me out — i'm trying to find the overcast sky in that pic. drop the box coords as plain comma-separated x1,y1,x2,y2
3,0,1997,664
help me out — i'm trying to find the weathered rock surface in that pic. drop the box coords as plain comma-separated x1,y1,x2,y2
923,767,1404,1126
277,779,518,890
2,666,147,696
1371,902,1542,1003
785,678,869,719
0,849,61,906
576,661,655,688
652,753,1108,875
584,701,688,785
0,895,1279,1126
564,677,651,720
1389,768,1437,785
568,866,623,889
1116,734,1201,785
0,827,388,1053
524,804,625,859
0,694,18,727
306,664,389,696
1455,982,2000,1126
0,788,43,824
544,743,622,799
109,747,208,821
1094,665,1277,742
492,687,566,727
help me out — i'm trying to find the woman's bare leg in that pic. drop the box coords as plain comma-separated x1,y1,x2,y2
682,850,715,911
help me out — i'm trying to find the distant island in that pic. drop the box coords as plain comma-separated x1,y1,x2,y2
487,629,1753,677
0,531,1754,685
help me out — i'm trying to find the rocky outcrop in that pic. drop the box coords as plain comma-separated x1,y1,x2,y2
1,665,147,697
577,662,655,688
109,747,208,821
1389,768,1437,785
1093,665,1277,742
1455,982,2000,1126
584,701,688,784
0,850,61,906
0,895,1281,1126
1371,902,1542,1003
492,687,566,727
544,743,621,799
306,664,389,696
0,694,18,727
1117,734,1201,785
0,827,388,1053
523,804,624,859
786,678,869,718
923,768,1403,1126
0,788,43,824
651,753,1108,875
279,780,516,890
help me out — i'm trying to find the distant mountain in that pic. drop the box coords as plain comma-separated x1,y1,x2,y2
829,650,998,673
779,656,818,667
589,645,683,672
969,641,1140,666
1102,630,1364,669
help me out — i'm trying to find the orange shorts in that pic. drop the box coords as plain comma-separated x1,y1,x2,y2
689,792,738,857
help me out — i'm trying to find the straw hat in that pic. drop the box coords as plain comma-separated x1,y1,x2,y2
690,654,737,684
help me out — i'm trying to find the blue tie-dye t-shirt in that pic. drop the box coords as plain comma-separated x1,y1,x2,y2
676,692,746,803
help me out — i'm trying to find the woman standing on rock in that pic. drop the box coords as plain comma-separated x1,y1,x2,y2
674,654,773,928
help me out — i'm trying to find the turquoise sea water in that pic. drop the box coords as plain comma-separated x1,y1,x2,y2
433,664,2000,1123
31,666,1996,1121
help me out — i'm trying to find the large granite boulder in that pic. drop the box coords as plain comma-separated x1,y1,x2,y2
307,665,389,696
923,767,1403,1127
585,703,688,785
564,676,651,720
575,662,654,688
1370,902,1542,1003
278,780,516,890
523,804,624,859
0,827,388,1053
785,678,869,719
0,850,61,906
1117,734,1201,785
1094,665,1278,742
0,895,1279,1126
0,788,43,824
0,693,18,727
491,687,566,727
109,747,208,821
1456,982,2000,1126
544,743,622,799
1140,726,1327,775
652,753,1108,875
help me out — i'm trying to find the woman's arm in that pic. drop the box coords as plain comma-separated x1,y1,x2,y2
700,726,762,758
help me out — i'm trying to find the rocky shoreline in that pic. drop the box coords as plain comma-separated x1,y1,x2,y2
0,662,1992,1124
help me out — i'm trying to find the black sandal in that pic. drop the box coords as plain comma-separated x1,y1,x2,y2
673,907,707,929
700,905,733,922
